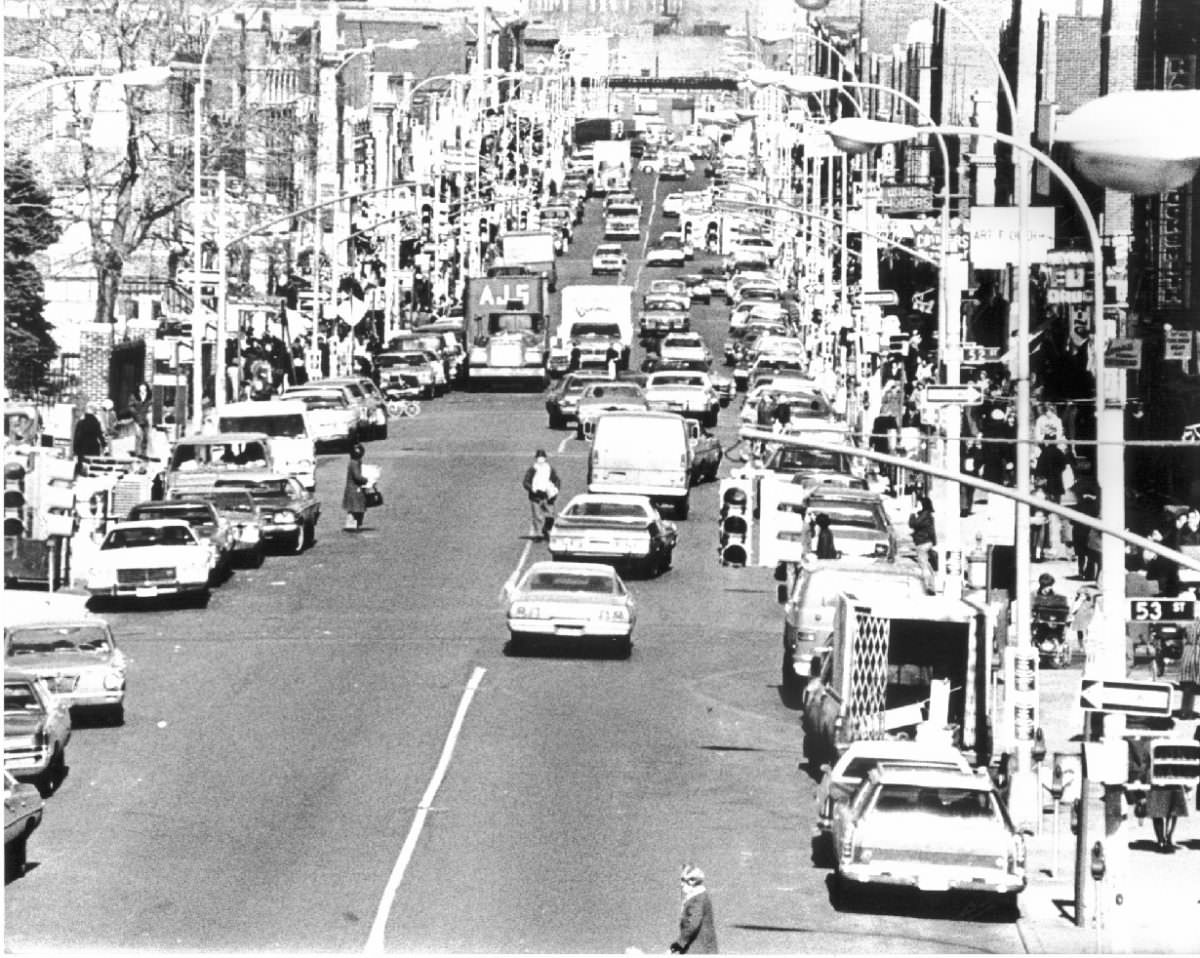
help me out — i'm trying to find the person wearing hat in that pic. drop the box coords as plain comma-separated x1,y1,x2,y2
342,442,369,531
669,865,717,954
522,449,560,540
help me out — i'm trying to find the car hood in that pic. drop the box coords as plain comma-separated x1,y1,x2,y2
98,545,207,567
12,652,118,673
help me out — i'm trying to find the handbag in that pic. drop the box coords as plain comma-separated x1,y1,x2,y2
363,485,383,508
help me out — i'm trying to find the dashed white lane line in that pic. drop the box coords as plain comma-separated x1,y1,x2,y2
364,665,488,954
556,433,573,454
499,538,534,601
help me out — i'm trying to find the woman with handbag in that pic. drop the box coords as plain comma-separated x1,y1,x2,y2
342,442,370,531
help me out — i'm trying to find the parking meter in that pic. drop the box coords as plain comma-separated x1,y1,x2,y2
1090,841,1106,882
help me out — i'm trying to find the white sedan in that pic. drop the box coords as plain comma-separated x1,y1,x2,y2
591,244,629,275
505,561,636,657
645,235,686,267
659,332,710,365
645,371,720,426
661,192,684,217
85,520,212,603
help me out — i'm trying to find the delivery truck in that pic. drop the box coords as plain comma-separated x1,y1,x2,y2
547,285,634,377
800,593,995,769
592,140,631,196
463,272,549,390
491,230,557,293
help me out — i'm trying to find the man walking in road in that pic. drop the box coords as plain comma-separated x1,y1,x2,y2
669,865,717,954
522,448,560,540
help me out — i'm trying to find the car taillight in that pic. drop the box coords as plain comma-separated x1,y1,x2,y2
1012,834,1027,869
839,824,856,863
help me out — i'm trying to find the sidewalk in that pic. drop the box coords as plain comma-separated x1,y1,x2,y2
958,499,1200,953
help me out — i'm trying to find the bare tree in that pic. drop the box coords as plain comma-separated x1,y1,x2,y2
4,1,314,326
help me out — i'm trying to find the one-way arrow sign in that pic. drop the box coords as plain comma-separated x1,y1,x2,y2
924,384,983,406
1079,679,1173,716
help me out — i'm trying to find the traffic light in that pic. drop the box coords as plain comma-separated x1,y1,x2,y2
4,461,28,537
27,452,78,539
419,203,434,240
718,478,753,566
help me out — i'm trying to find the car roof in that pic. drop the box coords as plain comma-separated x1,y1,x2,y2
563,493,653,507
805,488,884,506
523,560,619,577
108,518,195,530
838,740,970,767
130,498,212,510
213,473,293,486
175,432,270,444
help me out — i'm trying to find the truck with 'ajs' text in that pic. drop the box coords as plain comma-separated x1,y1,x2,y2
491,230,557,293
548,285,634,378
463,272,549,390
800,593,996,770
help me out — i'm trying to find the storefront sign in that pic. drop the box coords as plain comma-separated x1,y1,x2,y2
969,206,1056,268
1165,329,1194,361
1104,337,1142,369
879,184,933,214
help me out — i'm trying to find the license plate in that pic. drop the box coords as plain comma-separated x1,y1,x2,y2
135,586,159,598
917,876,949,892
556,625,585,636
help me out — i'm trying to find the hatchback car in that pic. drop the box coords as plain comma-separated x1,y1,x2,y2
505,561,636,657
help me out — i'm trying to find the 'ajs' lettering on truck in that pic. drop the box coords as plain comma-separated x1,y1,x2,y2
463,273,549,390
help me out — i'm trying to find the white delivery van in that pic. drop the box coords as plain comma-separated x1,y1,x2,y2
588,411,694,519
215,400,316,490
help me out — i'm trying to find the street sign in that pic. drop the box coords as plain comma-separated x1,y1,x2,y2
1128,598,1196,621
1079,679,1173,716
858,290,899,306
962,343,1002,364
924,384,983,406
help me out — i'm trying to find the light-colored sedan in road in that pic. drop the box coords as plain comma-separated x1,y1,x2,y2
549,493,677,577
505,560,636,657
645,370,720,426
831,766,1026,912
85,520,213,603
814,740,973,838
658,332,711,366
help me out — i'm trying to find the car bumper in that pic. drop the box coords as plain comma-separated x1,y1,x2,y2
507,618,632,638
5,750,52,778
840,862,1026,895
260,522,303,541
89,580,209,598
470,367,546,381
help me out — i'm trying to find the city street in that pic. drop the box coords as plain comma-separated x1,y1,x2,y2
4,169,1026,954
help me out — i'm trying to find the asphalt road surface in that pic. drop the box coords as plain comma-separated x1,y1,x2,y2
4,164,1025,954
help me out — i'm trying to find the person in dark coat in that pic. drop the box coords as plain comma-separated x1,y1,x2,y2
670,865,717,954
813,513,838,560
1070,462,1101,579
342,442,369,531
72,402,107,468
908,495,938,593
1034,437,1070,502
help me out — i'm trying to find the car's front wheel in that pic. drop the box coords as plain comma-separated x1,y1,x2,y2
674,495,690,520
37,747,65,797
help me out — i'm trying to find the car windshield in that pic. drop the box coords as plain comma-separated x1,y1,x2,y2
646,299,684,311
663,337,699,348
651,375,705,387
288,392,349,409
171,440,268,469
377,354,427,368
583,385,643,401
872,784,998,820
656,236,681,249
767,447,851,472
218,414,306,438
809,506,882,530
226,480,292,500
607,205,639,217
596,246,623,256
650,282,685,295
564,501,647,519
524,571,617,594
4,682,44,714
572,324,621,338
772,394,831,416
208,492,256,513
8,625,112,656
131,506,213,526
102,526,195,549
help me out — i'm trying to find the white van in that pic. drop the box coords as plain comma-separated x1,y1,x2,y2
215,400,316,490
588,412,694,519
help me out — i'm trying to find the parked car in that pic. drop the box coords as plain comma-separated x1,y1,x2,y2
505,560,636,657
376,351,439,399
645,371,720,427
4,672,71,796
762,445,866,492
545,371,610,429
213,474,321,554
815,740,973,838
799,487,898,561
203,487,266,567
127,498,235,582
576,381,650,439
4,770,44,880
278,385,363,451
549,493,677,577
321,376,390,439
85,520,213,604
4,613,127,724
830,766,1026,912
